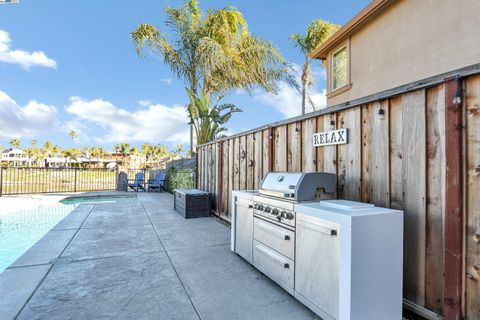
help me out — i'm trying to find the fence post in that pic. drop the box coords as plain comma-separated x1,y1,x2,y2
115,166,119,190
74,168,78,193
0,166,3,197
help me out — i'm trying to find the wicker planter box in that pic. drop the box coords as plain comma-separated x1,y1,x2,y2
174,189,210,219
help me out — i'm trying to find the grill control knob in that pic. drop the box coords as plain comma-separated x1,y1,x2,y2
285,212,294,220
258,204,264,210
272,208,279,216
280,210,287,218
264,206,271,213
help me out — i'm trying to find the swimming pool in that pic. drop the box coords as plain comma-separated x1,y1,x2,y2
0,195,138,273
0,203,77,273
60,194,137,204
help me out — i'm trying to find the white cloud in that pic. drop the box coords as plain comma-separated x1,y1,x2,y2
138,99,152,107
253,64,327,118
66,97,190,145
0,30,57,70
0,90,58,138
160,78,172,85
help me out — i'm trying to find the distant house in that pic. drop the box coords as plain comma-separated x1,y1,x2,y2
310,0,480,107
0,148,29,166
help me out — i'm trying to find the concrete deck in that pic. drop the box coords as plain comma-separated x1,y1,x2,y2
0,192,318,320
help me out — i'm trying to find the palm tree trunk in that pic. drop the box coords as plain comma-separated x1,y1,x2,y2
301,83,306,115
301,62,308,115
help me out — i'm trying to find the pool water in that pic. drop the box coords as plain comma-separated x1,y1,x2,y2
0,195,138,273
60,195,137,205
0,203,78,273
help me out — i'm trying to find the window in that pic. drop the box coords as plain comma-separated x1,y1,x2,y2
331,44,349,91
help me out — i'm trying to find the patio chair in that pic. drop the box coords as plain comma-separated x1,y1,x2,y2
148,172,166,192
128,172,145,192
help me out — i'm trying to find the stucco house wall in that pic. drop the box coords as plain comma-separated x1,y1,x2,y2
324,0,480,106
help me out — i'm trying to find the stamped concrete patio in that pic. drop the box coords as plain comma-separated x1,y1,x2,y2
0,192,318,320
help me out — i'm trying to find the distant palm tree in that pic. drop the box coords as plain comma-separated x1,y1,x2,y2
31,140,37,148
68,130,77,140
290,19,340,114
62,148,81,168
141,143,154,168
114,143,130,166
9,138,20,148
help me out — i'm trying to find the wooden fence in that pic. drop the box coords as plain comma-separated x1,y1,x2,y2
196,74,480,319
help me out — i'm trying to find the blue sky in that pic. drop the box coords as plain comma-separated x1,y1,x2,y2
0,0,370,151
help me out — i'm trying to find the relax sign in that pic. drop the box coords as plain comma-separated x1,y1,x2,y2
313,128,348,147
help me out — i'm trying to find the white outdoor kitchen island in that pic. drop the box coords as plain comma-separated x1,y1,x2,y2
231,172,403,320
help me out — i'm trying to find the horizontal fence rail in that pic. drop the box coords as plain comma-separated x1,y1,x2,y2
0,167,117,196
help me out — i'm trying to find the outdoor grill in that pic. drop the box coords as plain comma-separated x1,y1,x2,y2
231,171,403,319
253,172,336,229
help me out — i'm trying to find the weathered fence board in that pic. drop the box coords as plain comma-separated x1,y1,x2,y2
302,118,316,172
221,141,229,215
274,125,287,171
288,122,302,172
337,108,361,200
239,135,247,190
425,84,445,314
389,96,404,211
402,89,427,305
316,116,325,171
262,129,270,178
195,74,480,319
466,75,480,320
323,114,337,175
254,131,263,189
246,134,255,190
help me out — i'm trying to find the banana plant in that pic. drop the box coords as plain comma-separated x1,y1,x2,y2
187,88,241,145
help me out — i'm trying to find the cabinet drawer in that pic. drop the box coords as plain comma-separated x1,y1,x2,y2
253,217,294,259
253,240,294,295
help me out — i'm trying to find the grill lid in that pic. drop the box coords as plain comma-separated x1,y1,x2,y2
258,172,336,202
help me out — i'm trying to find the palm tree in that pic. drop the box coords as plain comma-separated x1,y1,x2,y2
114,143,130,166
31,140,37,148
290,19,340,114
68,130,77,140
9,138,20,148
132,0,297,148
42,141,53,154
187,89,241,145
62,148,81,168
141,143,154,168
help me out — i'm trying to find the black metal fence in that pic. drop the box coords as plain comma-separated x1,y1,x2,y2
0,167,117,196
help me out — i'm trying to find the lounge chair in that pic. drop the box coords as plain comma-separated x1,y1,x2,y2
128,172,145,192
148,172,166,192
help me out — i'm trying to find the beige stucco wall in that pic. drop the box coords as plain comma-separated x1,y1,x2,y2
326,0,480,106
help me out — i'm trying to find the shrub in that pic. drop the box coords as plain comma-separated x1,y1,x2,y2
166,167,195,193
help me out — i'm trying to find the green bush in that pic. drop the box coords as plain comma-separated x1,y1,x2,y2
166,167,195,193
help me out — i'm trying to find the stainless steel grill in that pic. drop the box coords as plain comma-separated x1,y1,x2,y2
253,172,336,229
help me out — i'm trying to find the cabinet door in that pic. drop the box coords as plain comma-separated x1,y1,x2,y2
295,214,340,320
235,198,254,263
